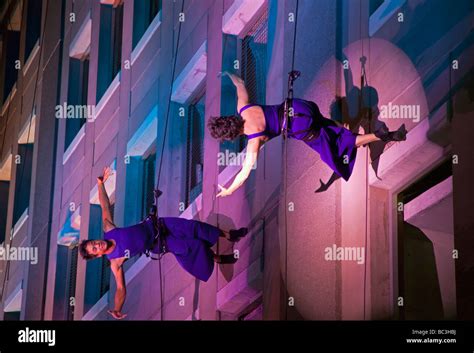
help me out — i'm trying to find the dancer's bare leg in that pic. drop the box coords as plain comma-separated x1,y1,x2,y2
355,133,380,147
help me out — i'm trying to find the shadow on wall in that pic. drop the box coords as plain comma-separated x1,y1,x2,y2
205,212,237,282
316,55,405,192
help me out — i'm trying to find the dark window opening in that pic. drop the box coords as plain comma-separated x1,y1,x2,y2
24,0,42,61
369,0,385,17
2,30,20,103
0,181,9,244
65,56,89,150
241,10,268,106
124,148,156,227
3,311,20,320
96,3,123,102
186,94,205,206
133,0,161,49
53,246,78,320
140,152,156,220
12,143,33,226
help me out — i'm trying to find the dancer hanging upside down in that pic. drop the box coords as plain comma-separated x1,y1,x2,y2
78,167,247,319
209,72,407,197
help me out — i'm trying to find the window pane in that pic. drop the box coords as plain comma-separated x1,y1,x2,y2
187,95,205,205
53,246,77,320
3,30,20,103
24,0,42,60
12,143,33,225
65,58,89,150
0,181,9,244
133,0,162,49
97,4,123,102
141,153,156,219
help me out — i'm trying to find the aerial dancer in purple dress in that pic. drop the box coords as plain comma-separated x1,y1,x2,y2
78,167,247,319
208,72,407,197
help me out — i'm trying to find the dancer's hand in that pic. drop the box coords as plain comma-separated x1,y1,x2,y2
97,167,112,184
218,71,244,85
217,184,232,198
108,309,127,320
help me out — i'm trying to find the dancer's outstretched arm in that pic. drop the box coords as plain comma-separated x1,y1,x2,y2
217,137,262,197
108,258,127,320
97,167,116,232
221,72,249,109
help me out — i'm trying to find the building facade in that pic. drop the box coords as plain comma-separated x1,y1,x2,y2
0,0,473,320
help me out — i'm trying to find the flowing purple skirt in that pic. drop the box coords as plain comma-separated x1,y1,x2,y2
291,99,358,181
153,217,220,282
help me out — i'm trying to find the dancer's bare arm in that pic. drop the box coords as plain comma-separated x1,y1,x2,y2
217,137,262,197
221,72,249,111
108,257,127,320
97,167,116,232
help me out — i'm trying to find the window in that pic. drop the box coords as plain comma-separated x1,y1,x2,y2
0,181,9,244
133,0,161,49
220,34,245,159
124,150,156,226
140,153,156,219
12,143,33,226
241,11,268,107
3,311,20,320
96,3,123,102
2,29,20,103
84,204,112,312
369,0,385,16
220,10,268,159
52,246,78,320
24,0,42,61
186,94,205,206
65,56,89,150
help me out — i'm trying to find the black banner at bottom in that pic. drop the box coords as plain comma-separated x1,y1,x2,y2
0,320,473,352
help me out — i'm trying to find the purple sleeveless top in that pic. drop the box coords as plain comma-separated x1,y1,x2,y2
103,218,155,259
239,103,282,140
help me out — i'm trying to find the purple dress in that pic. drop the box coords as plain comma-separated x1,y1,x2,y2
104,217,220,282
241,98,358,181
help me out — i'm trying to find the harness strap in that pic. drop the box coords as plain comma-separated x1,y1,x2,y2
279,105,320,142
239,104,258,115
144,215,168,260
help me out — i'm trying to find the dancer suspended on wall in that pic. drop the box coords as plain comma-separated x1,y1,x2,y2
78,167,247,319
208,72,407,197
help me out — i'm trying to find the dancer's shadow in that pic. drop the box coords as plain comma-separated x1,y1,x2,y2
205,212,237,282
315,55,401,192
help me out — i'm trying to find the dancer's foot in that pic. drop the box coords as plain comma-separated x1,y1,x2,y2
214,254,238,264
228,227,248,242
374,124,407,142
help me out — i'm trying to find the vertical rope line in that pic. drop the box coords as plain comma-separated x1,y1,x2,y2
155,0,186,321
283,0,299,320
